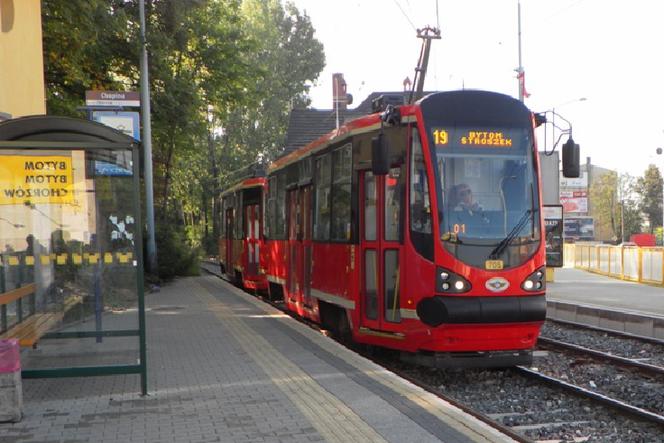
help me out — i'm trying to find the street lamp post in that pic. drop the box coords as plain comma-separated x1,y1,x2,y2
657,147,664,245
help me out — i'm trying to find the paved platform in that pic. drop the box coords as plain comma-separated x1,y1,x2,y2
548,267,664,316
547,267,664,339
1,274,514,443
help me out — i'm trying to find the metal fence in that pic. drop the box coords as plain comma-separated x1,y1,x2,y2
564,243,664,285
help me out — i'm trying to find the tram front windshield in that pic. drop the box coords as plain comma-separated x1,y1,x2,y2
431,127,541,268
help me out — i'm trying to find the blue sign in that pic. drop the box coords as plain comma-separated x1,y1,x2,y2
94,161,132,177
92,111,140,141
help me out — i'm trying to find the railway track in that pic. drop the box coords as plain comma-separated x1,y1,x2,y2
201,261,664,442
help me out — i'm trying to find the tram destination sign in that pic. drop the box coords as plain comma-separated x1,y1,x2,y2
85,91,140,107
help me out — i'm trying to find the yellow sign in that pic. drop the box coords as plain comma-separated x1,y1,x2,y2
485,260,504,270
0,155,74,205
461,131,512,147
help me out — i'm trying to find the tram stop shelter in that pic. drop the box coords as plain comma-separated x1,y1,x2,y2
0,116,147,394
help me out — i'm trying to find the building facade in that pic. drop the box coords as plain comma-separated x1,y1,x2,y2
0,0,45,119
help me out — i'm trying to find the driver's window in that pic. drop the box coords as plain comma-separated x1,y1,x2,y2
409,128,432,234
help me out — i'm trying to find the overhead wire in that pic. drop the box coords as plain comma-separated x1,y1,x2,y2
392,0,417,32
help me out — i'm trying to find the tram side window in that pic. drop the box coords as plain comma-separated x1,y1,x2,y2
233,192,243,239
410,128,432,234
331,144,352,241
266,176,277,238
220,197,226,239
314,154,332,240
274,173,287,239
409,127,434,260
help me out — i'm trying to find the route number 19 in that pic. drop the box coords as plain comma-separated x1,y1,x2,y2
433,129,448,146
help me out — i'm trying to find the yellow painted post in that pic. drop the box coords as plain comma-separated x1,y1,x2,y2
546,267,555,282
638,247,643,283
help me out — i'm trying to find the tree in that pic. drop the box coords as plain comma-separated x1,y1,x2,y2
41,0,326,273
635,164,663,233
198,0,325,250
590,171,642,242
42,1,134,116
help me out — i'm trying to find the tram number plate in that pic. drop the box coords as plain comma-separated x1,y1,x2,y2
485,260,504,270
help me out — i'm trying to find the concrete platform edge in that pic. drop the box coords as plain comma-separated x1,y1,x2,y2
547,300,664,340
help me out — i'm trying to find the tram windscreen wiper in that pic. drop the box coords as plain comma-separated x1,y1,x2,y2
488,209,532,259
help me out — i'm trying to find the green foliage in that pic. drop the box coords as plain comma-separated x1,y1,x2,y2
590,171,641,241
635,164,663,233
41,0,326,276
155,218,200,280
42,0,135,116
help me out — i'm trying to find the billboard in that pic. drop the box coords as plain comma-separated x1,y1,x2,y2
560,171,588,188
564,217,594,240
560,196,588,213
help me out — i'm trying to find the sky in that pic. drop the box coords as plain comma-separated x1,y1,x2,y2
288,0,664,177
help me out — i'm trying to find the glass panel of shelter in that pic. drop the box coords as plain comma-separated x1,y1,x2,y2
0,148,140,367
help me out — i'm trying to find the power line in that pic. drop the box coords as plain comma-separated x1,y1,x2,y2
392,0,417,32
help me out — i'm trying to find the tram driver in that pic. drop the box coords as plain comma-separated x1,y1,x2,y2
450,183,489,226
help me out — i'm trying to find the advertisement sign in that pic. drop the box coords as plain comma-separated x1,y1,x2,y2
560,171,588,188
544,205,564,267
0,155,74,205
560,196,588,213
564,217,594,240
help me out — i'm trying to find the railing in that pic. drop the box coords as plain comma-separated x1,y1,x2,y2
563,243,664,285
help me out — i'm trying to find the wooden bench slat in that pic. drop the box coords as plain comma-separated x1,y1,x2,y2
1,314,45,339
0,283,36,305
17,314,63,347
1,285,82,348
1,312,63,347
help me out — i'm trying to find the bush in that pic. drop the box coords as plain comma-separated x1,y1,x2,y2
154,219,201,280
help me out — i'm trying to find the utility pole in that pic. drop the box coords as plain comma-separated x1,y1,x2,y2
516,0,525,102
139,0,157,273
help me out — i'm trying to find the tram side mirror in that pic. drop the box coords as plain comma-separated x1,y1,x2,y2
372,133,390,175
562,137,580,178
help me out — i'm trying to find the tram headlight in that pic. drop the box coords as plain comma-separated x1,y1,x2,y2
522,266,546,292
436,267,471,293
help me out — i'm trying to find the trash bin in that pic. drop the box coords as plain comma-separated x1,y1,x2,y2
0,339,22,422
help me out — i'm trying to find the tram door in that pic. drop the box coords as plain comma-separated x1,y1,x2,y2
360,170,402,330
287,189,302,304
225,208,234,276
301,186,313,308
245,204,260,276
287,187,313,310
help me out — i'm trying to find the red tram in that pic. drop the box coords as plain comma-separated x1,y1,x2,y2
218,165,267,292
219,90,578,367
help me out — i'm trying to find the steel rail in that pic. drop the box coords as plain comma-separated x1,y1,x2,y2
515,366,664,428
538,336,664,376
547,318,664,346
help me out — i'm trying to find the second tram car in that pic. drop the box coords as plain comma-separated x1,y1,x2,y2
219,89,578,368
218,165,268,292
